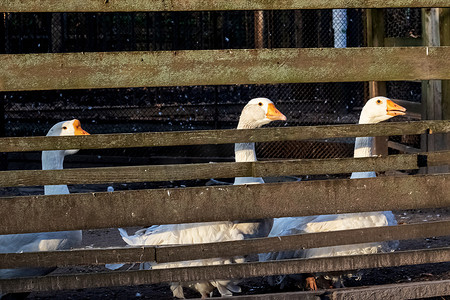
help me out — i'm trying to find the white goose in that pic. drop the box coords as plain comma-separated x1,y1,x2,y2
109,98,286,298
0,120,89,296
261,96,406,290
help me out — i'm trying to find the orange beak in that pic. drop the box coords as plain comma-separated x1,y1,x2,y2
73,119,90,135
386,99,406,116
266,103,287,121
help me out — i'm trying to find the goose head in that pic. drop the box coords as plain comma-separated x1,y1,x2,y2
45,119,89,156
359,96,406,124
237,98,287,129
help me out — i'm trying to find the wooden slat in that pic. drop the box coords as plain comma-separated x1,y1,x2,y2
1,121,450,153
1,247,449,293
2,151,449,187
231,290,324,300
329,279,450,300
233,280,450,300
2,220,449,269
388,141,422,153
0,174,448,235
2,0,450,12
155,220,450,264
0,247,156,269
1,47,450,92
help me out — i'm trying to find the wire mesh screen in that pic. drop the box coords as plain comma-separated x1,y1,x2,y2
384,8,422,38
2,10,366,54
384,8,423,152
0,9,422,169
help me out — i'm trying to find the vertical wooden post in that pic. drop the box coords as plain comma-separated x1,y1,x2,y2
294,10,303,48
254,11,264,48
0,13,5,54
440,8,450,170
366,9,388,156
440,9,450,125
422,8,448,173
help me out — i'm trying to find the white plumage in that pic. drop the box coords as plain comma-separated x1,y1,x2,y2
261,96,406,289
108,98,286,298
0,119,89,297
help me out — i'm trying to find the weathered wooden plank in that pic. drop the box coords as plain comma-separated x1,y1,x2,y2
2,0,450,12
229,290,324,300
0,174,448,235
329,279,450,300
2,151,449,187
1,247,449,293
232,280,450,300
0,247,156,269
2,220,449,269
1,47,450,92
1,121,450,153
155,220,450,264
384,37,424,47
388,141,422,153
0,161,251,187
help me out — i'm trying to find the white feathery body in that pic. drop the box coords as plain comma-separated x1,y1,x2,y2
261,97,404,288
110,98,286,298
0,120,87,290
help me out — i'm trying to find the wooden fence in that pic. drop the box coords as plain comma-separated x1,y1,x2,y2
1,0,450,299
0,122,449,298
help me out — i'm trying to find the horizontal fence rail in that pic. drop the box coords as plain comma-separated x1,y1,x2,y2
1,220,449,269
233,280,450,300
1,121,449,152
326,279,450,300
1,47,450,92
1,247,449,293
1,151,449,187
0,174,448,235
1,0,450,12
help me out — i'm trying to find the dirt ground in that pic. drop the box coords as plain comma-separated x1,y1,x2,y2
1,179,450,299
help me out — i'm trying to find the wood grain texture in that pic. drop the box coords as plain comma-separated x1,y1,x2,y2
330,280,450,300
2,0,450,12
1,247,449,293
1,220,448,268
209,280,450,300
1,47,449,92
1,151,449,187
0,174,448,234
1,121,449,153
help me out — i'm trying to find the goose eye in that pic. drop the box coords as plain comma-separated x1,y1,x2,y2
62,126,67,130
376,99,382,104
258,102,263,106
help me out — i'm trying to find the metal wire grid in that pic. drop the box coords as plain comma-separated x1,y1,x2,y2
383,8,423,152
0,9,420,165
386,81,422,152
2,10,366,54
384,8,422,39
2,81,365,160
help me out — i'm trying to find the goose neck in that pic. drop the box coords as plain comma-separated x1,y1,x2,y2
42,150,65,170
42,150,70,195
353,136,373,158
234,142,257,163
